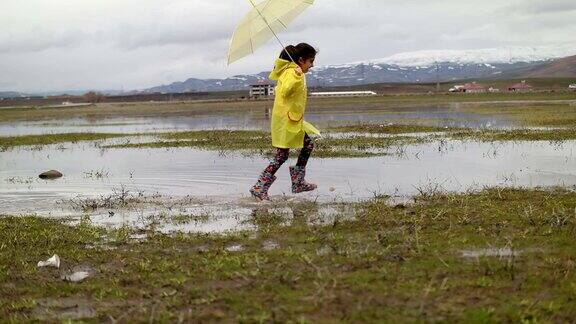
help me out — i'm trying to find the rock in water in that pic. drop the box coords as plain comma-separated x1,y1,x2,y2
39,170,63,179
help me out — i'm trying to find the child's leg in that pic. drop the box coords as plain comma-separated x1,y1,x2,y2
250,148,289,201
265,148,290,174
296,134,314,167
291,134,317,193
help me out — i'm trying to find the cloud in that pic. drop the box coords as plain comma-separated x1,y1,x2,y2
0,29,88,54
0,0,575,92
511,0,576,14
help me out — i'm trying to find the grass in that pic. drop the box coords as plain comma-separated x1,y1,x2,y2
449,128,576,142
83,168,110,179
4,123,576,157
67,185,142,212
328,124,456,134
4,125,576,156
103,130,428,158
2,187,576,322
0,133,131,151
326,121,576,143
457,103,576,127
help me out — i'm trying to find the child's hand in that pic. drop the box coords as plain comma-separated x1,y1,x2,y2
294,66,303,76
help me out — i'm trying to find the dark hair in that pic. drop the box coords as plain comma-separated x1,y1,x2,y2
279,43,317,63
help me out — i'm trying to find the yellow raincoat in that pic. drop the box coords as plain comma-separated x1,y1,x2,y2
269,58,320,149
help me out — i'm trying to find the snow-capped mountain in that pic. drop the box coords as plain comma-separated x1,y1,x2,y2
143,46,576,93
334,45,576,68
143,72,270,94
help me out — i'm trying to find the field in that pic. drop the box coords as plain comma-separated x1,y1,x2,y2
2,91,576,321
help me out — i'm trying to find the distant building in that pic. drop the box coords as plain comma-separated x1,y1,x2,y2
309,91,377,98
488,87,501,93
449,85,464,92
249,82,275,98
508,80,533,92
450,82,486,93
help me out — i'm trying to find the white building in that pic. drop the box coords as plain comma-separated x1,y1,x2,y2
249,83,275,98
449,85,464,92
309,91,377,98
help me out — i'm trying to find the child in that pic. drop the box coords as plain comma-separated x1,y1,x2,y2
250,43,320,201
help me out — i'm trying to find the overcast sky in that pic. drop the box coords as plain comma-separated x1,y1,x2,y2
1,0,575,92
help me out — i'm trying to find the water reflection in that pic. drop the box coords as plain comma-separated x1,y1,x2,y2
0,102,520,136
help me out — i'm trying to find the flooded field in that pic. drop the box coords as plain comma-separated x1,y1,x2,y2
0,101,521,137
3,95,576,322
2,99,576,230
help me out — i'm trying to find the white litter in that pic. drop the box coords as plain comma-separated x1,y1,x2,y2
37,254,60,268
62,271,91,283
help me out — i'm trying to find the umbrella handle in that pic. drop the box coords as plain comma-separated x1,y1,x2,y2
247,0,297,65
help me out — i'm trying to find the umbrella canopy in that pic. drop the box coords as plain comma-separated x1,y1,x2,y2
227,0,314,65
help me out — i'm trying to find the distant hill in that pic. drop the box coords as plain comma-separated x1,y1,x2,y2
140,60,562,94
496,55,576,79
141,46,576,94
0,91,25,99
141,61,551,94
141,72,270,94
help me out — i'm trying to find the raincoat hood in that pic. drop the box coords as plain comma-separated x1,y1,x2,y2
269,58,299,81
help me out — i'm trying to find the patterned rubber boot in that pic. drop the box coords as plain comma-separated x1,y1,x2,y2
289,166,317,194
249,171,277,201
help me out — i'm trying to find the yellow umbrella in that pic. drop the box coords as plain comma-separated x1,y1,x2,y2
228,0,314,65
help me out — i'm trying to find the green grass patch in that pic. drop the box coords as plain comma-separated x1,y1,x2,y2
449,128,576,142
329,124,456,134
2,187,576,321
104,130,427,158
5,125,576,155
458,103,576,127
0,133,131,150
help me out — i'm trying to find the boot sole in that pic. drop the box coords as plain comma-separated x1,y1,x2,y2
250,189,270,201
292,186,317,194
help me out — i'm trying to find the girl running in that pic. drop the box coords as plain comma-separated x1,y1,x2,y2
250,43,320,201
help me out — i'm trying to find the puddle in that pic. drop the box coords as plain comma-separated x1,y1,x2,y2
316,245,334,256
0,101,530,137
85,243,117,251
0,115,266,136
71,197,352,234
61,271,90,282
3,132,576,233
262,240,280,251
33,297,96,320
461,248,520,258
309,204,357,226
225,244,244,252
129,233,148,241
